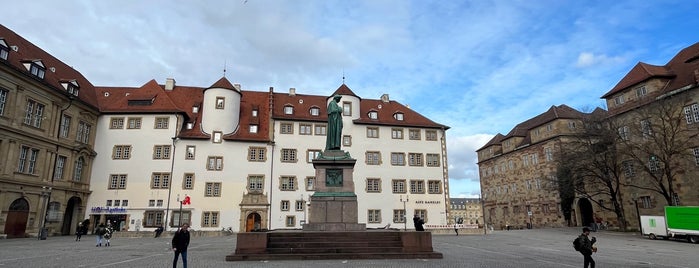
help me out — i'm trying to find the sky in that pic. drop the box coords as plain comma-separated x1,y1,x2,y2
5,0,699,198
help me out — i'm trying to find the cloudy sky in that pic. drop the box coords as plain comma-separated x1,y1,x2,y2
5,0,698,198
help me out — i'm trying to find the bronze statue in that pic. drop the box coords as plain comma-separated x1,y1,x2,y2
326,95,343,150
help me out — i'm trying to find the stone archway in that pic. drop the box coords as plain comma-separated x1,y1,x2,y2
245,212,262,232
4,198,30,238
61,197,82,235
578,198,594,228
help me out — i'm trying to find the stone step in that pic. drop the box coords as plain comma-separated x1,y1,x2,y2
269,236,401,243
268,241,402,248
266,246,404,254
226,252,444,261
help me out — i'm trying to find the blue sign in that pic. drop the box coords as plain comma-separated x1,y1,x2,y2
91,207,127,214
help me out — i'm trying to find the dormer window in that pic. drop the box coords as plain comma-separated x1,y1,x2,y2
24,60,45,79
310,107,320,116
635,86,647,97
614,95,625,106
250,124,258,133
252,109,258,117
284,105,294,115
393,112,404,121
192,106,199,113
368,111,378,119
186,122,194,129
216,97,225,109
61,80,80,97
0,39,8,60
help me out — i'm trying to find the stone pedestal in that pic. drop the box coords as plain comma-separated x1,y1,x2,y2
303,150,365,231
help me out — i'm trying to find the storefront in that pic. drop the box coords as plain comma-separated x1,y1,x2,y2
89,207,128,232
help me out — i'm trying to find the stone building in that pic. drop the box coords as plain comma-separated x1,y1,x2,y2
0,25,100,238
449,198,483,226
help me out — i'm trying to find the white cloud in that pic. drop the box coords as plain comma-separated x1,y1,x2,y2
576,52,625,68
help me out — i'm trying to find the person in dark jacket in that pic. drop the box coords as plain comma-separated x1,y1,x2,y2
75,222,84,241
95,224,107,247
578,227,597,268
413,215,425,231
172,223,191,268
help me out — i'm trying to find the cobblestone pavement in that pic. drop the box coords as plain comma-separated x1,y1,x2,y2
1,227,697,267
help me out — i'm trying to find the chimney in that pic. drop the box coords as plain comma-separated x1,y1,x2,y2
289,87,296,96
165,78,176,90
380,94,390,103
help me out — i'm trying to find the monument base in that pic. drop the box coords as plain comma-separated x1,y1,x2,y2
304,192,365,231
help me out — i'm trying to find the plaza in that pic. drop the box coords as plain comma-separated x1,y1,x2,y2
1,228,696,267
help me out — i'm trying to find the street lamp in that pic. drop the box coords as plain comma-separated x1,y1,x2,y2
164,137,177,230
39,186,52,240
400,195,409,231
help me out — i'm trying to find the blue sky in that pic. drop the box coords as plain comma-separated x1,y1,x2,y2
5,0,699,198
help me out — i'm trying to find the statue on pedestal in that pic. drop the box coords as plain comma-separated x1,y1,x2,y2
326,95,343,151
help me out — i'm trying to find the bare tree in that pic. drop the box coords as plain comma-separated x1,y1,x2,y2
615,94,699,206
556,109,628,231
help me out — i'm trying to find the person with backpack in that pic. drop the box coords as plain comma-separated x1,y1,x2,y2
574,227,597,268
95,224,107,247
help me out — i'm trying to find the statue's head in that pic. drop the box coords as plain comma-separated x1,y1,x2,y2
333,95,342,101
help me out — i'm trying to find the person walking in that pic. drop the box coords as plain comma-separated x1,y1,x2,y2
75,222,84,241
413,215,425,231
578,227,597,268
95,224,107,247
172,223,191,268
454,223,459,236
104,224,114,247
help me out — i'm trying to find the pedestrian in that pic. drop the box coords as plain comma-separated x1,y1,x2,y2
413,215,425,231
578,227,597,268
454,223,459,236
155,225,164,238
104,224,114,247
75,222,84,241
95,224,107,247
172,223,191,268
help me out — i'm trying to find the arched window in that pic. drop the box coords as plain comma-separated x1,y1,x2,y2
73,157,84,182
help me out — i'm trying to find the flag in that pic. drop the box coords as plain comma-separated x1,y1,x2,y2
182,195,191,205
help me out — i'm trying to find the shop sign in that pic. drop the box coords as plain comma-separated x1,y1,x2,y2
415,200,441,204
91,207,126,214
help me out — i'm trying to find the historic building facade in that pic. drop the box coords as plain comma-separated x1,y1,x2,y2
0,25,100,238
449,198,483,226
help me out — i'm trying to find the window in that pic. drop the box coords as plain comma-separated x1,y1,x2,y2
414,209,427,223
614,95,625,106
641,119,653,137
17,146,39,174
0,40,7,60
286,216,296,227
216,97,225,109
112,145,132,160
170,211,191,227
314,124,326,136
410,180,425,194
366,127,379,138
155,117,169,129
122,200,128,207
249,124,258,133
248,147,266,162
368,111,378,119
693,148,699,166
393,209,406,223
284,105,294,115
113,200,121,207
186,146,196,160
153,145,171,159
391,153,405,166
149,200,156,207
306,150,321,163
151,173,170,189
408,153,423,166
53,156,66,180
522,155,530,166
247,175,264,192
392,179,406,193
683,103,699,124
202,211,220,227
636,86,647,97
183,173,194,189
59,115,71,138
213,131,222,143
368,210,381,223
295,200,304,211
409,129,421,140
252,109,258,117
425,130,437,141
428,180,441,194
366,151,380,165
305,177,315,191
29,61,46,79
568,121,577,129
24,99,45,128
109,174,127,189
280,123,293,134
366,178,381,193
280,176,296,191
157,200,164,207
76,121,91,143
544,147,553,162
281,148,297,162
310,107,320,116
343,135,352,146
542,204,550,213
0,89,7,116
207,156,223,170
299,124,312,135
393,112,404,121
280,200,290,211
127,117,142,129
649,155,660,173
640,196,652,209
342,102,352,116
546,124,553,132
110,117,125,129
144,211,164,227
73,157,84,182
426,154,440,167
391,128,403,139
205,182,221,197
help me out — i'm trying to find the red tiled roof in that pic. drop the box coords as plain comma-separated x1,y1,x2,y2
602,63,674,98
331,83,360,99
0,24,99,110
222,90,271,142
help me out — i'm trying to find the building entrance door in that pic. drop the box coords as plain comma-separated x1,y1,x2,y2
4,198,30,238
245,213,261,232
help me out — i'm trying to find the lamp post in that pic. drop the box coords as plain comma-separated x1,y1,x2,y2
164,137,177,230
39,186,52,240
400,195,409,231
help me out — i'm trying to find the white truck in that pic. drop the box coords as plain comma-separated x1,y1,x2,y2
640,206,699,243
